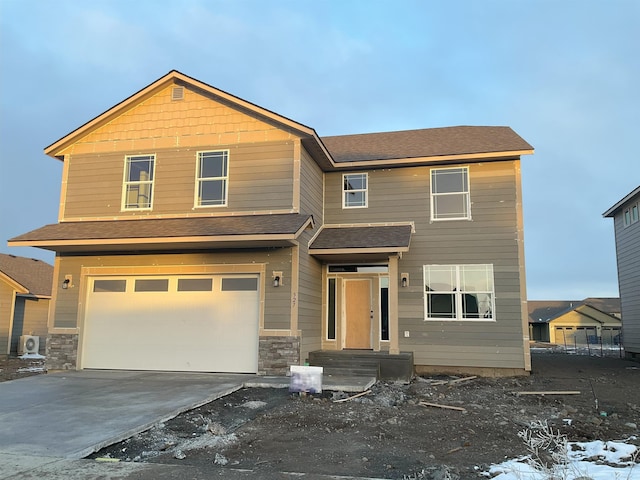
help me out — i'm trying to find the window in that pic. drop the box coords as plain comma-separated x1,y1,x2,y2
196,150,228,207
623,203,639,227
380,277,389,341
93,280,126,293
177,278,212,292
221,277,258,291
122,155,155,210
430,167,470,221
423,264,495,321
343,173,367,208
327,278,336,340
134,279,169,292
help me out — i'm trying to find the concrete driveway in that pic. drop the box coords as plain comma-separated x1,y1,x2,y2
0,369,373,479
0,370,251,460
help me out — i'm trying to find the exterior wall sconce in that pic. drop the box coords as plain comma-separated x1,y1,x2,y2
272,271,283,287
401,273,409,288
62,275,72,289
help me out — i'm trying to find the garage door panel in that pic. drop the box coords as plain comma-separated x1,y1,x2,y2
82,275,259,373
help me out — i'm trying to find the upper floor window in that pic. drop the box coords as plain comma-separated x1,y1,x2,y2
343,173,367,208
423,264,495,321
196,150,229,207
623,203,639,227
122,154,155,210
430,167,470,221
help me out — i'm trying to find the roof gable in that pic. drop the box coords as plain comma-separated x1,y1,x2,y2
45,70,333,164
0,254,53,297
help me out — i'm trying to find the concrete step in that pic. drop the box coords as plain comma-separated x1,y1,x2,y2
307,350,414,382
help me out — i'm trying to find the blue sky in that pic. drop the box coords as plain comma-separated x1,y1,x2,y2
0,0,638,300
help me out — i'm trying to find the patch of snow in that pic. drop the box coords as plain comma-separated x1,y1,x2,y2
17,366,45,373
241,400,267,409
19,353,46,360
569,440,638,465
485,440,640,479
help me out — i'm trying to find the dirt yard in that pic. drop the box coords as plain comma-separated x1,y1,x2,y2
2,353,638,479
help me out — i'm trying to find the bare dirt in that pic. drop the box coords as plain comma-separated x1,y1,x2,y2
2,352,639,479
0,356,46,382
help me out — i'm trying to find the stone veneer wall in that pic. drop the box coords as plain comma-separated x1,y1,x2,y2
258,336,300,375
46,334,78,370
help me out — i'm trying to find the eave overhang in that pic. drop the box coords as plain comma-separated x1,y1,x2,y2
8,214,314,253
603,185,640,217
326,149,534,171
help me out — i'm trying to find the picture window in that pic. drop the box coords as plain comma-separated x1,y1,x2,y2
423,264,494,321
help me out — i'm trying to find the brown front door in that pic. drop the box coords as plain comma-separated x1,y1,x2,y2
344,279,372,349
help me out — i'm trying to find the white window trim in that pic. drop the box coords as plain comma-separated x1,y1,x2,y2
342,173,368,209
429,166,471,222
194,150,229,208
121,154,155,211
423,264,496,322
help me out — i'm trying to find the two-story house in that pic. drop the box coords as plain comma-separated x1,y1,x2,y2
9,71,534,377
604,186,640,360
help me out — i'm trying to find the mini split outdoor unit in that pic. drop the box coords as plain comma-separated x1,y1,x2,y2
18,335,39,355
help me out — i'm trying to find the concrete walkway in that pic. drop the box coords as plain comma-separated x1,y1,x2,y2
0,370,375,479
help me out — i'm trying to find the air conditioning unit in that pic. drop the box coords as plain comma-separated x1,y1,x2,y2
18,335,40,355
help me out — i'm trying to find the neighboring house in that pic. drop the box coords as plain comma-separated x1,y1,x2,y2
8,70,534,376
528,298,621,344
604,186,640,360
0,253,52,356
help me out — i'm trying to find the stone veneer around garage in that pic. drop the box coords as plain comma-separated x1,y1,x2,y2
45,333,78,371
45,333,300,375
258,335,300,376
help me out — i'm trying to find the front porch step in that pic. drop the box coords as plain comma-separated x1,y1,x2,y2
307,350,414,382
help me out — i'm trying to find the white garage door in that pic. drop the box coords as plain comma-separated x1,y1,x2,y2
82,275,260,373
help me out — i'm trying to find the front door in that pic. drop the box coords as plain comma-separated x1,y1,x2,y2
344,279,372,349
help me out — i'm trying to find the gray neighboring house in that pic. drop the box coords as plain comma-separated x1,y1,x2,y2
0,253,53,356
604,186,640,359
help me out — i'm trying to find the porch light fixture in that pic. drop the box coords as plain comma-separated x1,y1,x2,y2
62,275,72,289
272,271,283,287
401,273,409,288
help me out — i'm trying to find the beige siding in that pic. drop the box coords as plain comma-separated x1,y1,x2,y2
52,249,293,330
326,161,527,370
63,141,295,219
57,84,296,156
11,297,49,354
296,146,325,362
0,281,15,355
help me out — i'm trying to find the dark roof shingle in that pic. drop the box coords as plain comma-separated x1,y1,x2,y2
310,225,412,250
0,254,53,296
322,126,533,163
9,214,312,243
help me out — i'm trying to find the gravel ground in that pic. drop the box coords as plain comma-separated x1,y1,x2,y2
81,352,640,479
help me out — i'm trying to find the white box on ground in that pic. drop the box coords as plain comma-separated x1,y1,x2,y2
289,365,323,393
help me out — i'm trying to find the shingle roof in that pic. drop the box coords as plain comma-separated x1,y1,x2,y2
528,297,621,323
310,225,413,250
322,126,533,163
9,214,312,244
0,254,53,297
